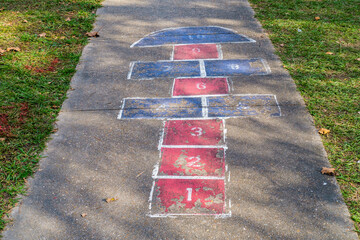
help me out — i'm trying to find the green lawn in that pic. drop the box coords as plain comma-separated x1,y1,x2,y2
249,0,360,234
0,0,102,232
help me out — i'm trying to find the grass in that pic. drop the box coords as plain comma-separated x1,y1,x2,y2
248,0,360,235
0,0,102,232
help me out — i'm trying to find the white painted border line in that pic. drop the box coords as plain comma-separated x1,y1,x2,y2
260,58,272,75
274,95,282,117
216,44,223,60
148,213,232,218
201,97,208,118
127,62,135,80
117,99,126,119
148,181,156,210
160,145,228,149
153,176,225,180
120,94,276,100
170,45,175,60
130,26,256,48
199,59,206,77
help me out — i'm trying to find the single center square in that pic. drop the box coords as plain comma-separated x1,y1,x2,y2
151,179,225,215
159,148,225,177
173,77,229,96
173,44,220,60
162,119,225,146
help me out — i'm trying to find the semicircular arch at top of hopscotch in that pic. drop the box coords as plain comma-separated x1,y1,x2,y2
131,26,256,48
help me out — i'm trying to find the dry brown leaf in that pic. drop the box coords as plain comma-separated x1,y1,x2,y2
86,31,99,37
0,138,5,142
356,58,360,61
318,128,330,135
314,16,320,20
321,167,335,176
51,128,58,133
105,197,117,203
7,47,20,52
39,32,46,38
280,43,285,47
23,19,28,23
0,48,6,54
65,17,71,21
326,52,334,55
80,213,87,217
60,36,66,40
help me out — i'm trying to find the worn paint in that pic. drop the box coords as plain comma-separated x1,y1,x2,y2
162,119,224,146
172,78,229,96
207,95,281,117
204,59,270,76
131,26,255,48
120,97,203,119
152,179,225,214
159,148,225,176
173,44,220,60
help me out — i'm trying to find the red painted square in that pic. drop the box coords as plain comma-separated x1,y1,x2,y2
162,119,225,146
159,148,225,176
173,44,219,60
152,179,225,214
173,77,229,96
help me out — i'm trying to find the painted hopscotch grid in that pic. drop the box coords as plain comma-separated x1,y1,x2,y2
131,26,256,48
117,95,281,120
172,77,230,97
148,119,231,217
127,59,271,80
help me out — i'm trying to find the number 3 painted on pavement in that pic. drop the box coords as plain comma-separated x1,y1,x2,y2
190,127,203,136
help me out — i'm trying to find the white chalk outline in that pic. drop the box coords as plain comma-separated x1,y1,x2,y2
127,58,271,80
171,43,223,61
201,96,208,118
118,94,281,120
130,26,256,48
171,77,230,97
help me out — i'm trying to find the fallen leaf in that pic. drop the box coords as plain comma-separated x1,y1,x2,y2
105,197,118,203
314,16,320,20
321,167,335,176
326,52,334,55
86,31,99,37
39,32,46,38
52,128,58,133
60,36,66,40
318,128,330,135
0,8,4,11
0,138,5,142
7,47,20,52
65,17,71,21
356,58,360,61
81,213,87,217
136,171,145,178
0,48,6,54
279,43,285,47
23,19,28,23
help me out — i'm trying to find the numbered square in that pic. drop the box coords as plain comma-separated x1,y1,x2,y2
162,119,225,146
172,77,229,96
173,44,220,60
150,179,225,215
158,148,225,177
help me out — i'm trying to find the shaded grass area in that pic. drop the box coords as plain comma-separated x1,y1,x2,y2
0,0,102,232
249,0,360,234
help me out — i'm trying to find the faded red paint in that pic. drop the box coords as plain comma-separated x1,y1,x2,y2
159,148,225,176
154,179,225,214
173,77,229,96
162,119,224,146
173,44,219,60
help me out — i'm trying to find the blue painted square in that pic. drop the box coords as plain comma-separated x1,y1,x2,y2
120,97,203,119
204,59,269,76
206,95,280,117
129,61,201,79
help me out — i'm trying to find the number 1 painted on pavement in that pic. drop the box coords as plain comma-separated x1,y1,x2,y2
186,188,193,201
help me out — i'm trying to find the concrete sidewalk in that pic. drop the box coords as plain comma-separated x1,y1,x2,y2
4,0,357,239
